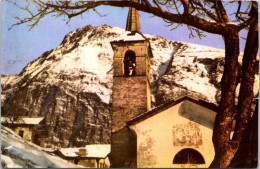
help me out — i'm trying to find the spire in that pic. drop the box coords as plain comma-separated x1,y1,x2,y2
126,0,141,32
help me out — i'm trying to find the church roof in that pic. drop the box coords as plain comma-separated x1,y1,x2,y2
1,116,44,125
111,32,146,42
56,144,111,159
127,95,218,126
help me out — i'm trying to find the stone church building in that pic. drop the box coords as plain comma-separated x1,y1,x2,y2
110,3,218,168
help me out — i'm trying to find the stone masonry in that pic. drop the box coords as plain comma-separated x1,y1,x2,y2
110,39,152,167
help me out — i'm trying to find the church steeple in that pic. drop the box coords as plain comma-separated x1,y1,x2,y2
126,0,141,32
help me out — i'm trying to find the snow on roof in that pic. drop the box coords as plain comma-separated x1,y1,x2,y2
85,144,111,158
1,117,44,125
113,31,146,42
58,144,111,159
22,117,44,124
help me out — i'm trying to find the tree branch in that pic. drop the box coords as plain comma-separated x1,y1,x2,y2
172,0,181,15
180,0,191,15
236,1,246,22
215,0,229,23
42,1,228,34
152,0,163,12
142,0,152,7
238,1,258,30
208,0,229,23
190,0,219,22
9,0,249,35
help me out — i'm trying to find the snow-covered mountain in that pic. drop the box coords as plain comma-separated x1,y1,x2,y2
1,25,258,148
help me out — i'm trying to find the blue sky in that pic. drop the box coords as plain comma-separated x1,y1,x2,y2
1,0,248,75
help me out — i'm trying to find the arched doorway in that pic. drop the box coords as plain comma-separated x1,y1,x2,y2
173,148,205,164
124,50,136,76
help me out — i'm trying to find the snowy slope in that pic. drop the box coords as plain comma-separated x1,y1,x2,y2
1,25,259,148
1,125,81,168
2,25,227,104
3,25,258,105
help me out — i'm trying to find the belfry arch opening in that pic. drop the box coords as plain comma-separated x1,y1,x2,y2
173,148,205,164
124,50,136,76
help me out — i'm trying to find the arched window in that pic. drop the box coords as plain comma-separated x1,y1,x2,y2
124,50,136,76
173,148,205,164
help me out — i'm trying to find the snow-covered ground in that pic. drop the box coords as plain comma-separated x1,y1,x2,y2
1,125,81,168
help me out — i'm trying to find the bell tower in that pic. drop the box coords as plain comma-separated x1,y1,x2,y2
111,38,152,132
110,2,152,167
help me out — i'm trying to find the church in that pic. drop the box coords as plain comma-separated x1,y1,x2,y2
109,4,218,168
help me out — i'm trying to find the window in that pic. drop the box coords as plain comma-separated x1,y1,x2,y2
173,148,205,164
124,50,136,76
74,159,79,164
18,130,24,138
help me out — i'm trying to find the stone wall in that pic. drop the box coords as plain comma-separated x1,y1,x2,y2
110,127,137,168
12,126,34,141
112,76,149,131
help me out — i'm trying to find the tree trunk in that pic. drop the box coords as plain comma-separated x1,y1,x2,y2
229,6,258,167
233,7,258,144
210,29,240,168
210,5,258,167
229,99,258,167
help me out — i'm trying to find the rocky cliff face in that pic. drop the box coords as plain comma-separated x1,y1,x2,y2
1,25,258,148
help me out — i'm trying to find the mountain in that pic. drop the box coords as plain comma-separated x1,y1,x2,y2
1,25,258,148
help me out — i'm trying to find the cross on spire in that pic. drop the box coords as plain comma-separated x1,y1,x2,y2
126,0,141,32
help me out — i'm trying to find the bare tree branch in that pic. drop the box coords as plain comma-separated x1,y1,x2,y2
215,0,229,23
152,0,163,12
8,0,254,34
190,0,219,22
180,0,191,14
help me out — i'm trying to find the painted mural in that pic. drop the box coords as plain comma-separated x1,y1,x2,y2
137,130,157,167
172,121,202,147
